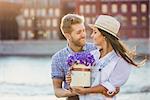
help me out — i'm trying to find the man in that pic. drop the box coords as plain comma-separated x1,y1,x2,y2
51,14,118,100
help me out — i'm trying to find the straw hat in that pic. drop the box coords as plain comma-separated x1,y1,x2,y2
89,15,120,39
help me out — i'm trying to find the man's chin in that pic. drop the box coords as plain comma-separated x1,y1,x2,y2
78,42,85,47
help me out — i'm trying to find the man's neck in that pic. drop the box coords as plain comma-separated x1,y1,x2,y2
68,43,84,52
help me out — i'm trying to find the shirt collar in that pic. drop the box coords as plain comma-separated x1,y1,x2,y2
66,43,87,53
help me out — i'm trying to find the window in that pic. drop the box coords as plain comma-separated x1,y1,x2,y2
20,19,25,27
52,19,57,27
37,0,48,7
49,0,60,6
24,8,29,17
80,5,84,13
30,8,35,17
141,16,147,26
92,17,95,23
36,9,41,16
55,8,60,17
141,4,147,13
37,20,41,27
102,4,108,13
38,30,43,35
85,17,91,24
48,8,53,16
52,30,58,39
91,5,96,13
46,30,51,39
41,20,45,26
131,4,137,13
85,5,90,14
46,19,51,27
121,4,127,13
27,19,32,27
20,31,26,39
131,16,137,26
41,8,46,16
112,4,118,13
27,30,34,39
121,16,127,26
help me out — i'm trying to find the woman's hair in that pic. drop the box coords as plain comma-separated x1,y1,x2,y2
60,14,84,35
98,28,145,67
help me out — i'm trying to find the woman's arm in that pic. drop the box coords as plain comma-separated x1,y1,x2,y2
101,58,131,92
72,85,119,97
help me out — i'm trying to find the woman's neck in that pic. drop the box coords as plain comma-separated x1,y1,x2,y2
100,45,113,58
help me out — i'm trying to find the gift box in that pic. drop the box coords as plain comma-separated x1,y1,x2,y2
66,52,95,87
71,64,91,87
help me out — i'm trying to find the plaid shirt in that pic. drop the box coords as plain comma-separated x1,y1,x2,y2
51,43,97,89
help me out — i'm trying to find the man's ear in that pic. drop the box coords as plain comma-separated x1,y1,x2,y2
64,33,71,40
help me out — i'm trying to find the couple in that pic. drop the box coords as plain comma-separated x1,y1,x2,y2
51,14,142,100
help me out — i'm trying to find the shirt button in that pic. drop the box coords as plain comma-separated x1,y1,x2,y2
99,69,101,71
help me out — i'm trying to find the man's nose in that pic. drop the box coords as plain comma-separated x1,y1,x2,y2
81,32,86,37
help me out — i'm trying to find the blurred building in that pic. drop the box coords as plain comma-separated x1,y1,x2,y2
0,1,21,40
0,0,62,40
0,0,149,40
18,0,61,40
75,0,149,39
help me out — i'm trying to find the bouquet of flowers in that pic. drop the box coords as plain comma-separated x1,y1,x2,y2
67,52,95,67
66,51,95,87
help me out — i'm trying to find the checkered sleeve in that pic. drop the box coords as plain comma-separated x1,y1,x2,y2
51,54,64,80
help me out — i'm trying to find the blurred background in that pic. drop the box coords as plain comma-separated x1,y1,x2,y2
0,0,149,100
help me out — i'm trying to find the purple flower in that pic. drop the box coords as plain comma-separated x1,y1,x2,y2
66,52,95,67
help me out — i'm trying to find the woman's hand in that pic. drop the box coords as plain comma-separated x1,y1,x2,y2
102,87,120,97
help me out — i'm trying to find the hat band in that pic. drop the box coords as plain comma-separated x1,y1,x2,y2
95,24,117,37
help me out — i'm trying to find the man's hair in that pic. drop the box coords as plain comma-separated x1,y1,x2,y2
60,14,84,35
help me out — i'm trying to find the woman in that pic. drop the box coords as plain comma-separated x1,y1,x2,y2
66,15,146,100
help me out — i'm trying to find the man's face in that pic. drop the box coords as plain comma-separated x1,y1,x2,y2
69,23,86,47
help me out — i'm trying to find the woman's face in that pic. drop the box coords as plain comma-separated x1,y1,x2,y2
90,27,106,47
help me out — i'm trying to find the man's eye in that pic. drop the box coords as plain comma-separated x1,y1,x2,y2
77,32,81,34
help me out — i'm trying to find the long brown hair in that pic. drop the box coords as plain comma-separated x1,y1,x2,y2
98,28,145,67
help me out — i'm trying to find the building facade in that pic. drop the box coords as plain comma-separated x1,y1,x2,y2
0,0,149,40
18,0,61,40
75,0,149,39
0,1,21,40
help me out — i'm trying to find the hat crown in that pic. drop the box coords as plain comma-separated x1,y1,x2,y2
95,15,120,37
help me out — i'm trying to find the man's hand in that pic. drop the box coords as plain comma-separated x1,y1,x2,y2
65,67,73,85
71,86,86,95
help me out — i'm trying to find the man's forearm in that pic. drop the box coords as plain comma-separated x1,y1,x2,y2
54,88,77,98
84,85,107,94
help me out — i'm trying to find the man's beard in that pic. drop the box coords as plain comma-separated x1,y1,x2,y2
71,38,86,47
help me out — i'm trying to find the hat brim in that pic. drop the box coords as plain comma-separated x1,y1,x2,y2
88,24,119,40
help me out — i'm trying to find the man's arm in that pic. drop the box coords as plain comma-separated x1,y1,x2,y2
53,78,77,97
